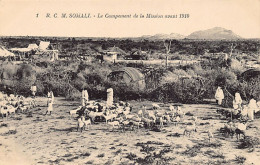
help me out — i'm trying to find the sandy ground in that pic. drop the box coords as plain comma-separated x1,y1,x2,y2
0,97,260,165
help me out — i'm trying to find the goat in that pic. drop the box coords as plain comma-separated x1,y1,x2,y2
147,111,156,121
103,113,117,124
173,116,181,126
223,122,235,138
137,110,143,117
141,117,154,128
235,123,247,140
107,121,120,131
77,117,84,132
87,111,104,123
69,106,82,118
130,121,143,130
191,116,198,125
81,117,91,130
152,103,160,110
183,122,197,137
6,105,17,116
0,107,8,120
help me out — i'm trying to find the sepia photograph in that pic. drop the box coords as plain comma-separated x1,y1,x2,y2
0,0,260,164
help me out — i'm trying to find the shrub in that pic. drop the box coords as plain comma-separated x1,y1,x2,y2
238,136,260,150
235,155,246,164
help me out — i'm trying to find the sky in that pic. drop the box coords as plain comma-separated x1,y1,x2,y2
0,0,259,38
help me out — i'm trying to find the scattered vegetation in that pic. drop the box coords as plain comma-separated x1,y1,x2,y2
238,136,260,150
234,155,246,164
97,153,105,157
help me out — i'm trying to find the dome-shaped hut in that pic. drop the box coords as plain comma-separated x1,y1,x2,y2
240,68,260,81
107,67,145,90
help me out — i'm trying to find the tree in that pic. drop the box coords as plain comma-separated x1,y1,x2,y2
164,40,171,68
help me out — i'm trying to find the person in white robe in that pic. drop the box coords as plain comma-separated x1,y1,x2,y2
248,98,257,121
107,88,113,107
45,91,54,115
256,101,260,113
233,92,242,110
240,104,248,120
215,87,224,105
30,85,37,97
81,89,89,106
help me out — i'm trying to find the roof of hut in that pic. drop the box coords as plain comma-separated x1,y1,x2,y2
111,67,144,82
240,68,260,81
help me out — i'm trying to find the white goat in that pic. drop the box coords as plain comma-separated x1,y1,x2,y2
183,122,197,137
69,106,82,118
152,103,160,110
107,121,120,131
82,117,91,130
77,117,84,132
0,107,8,119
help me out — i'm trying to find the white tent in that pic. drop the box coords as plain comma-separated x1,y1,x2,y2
39,41,50,50
0,46,15,57
28,44,38,50
9,48,31,52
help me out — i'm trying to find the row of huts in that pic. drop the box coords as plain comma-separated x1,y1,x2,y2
0,41,59,61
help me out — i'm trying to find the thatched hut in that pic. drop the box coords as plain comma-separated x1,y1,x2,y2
240,68,260,81
107,67,145,90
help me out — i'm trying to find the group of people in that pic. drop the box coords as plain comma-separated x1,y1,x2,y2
215,86,260,120
81,87,114,107
30,84,55,116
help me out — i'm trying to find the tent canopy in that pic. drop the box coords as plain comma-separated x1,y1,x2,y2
28,44,38,50
0,46,15,57
39,41,50,50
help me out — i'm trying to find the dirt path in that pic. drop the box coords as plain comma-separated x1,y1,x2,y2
0,97,259,165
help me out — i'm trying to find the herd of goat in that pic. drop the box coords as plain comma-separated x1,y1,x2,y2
0,93,36,119
72,101,252,141
71,101,212,141
0,93,254,142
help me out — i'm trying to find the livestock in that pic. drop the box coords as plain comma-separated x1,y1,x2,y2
191,116,198,125
87,111,104,123
103,113,117,124
130,121,143,130
77,117,84,132
141,117,154,128
0,107,8,119
183,122,197,137
173,116,181,126
81,117,91,130
235,123,247,140
69,106,82,118
146,111,156,121
152,103,160,110
107,121,120,131
6,105,17,115
222,122,236,138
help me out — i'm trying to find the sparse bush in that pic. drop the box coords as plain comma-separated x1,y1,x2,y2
238,136,260,150
97,153,105,157
126,153,137,160
235,155,246,164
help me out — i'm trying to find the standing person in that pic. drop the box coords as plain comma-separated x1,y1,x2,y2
30,84,37,98
248,97,257,121
81,88,89,106
106,88,113,107
30,84,37,107
233,92,242,110
45,91,54,115
215,87,224,105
